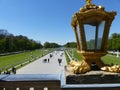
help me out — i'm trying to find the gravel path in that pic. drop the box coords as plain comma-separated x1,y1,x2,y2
17,51,67,74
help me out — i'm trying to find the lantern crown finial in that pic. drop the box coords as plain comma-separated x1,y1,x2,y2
86,0,92,5
80,0,105,12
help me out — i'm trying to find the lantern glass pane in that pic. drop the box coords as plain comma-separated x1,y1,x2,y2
84,24,96,50
96,21,105,49
84,21,105,50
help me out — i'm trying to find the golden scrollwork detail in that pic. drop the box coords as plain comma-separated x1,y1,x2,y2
70,60,120,74
70,60,91,74
101,65,120,73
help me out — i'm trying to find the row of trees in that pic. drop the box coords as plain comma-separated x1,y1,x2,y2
64,42,77,48
0,29,119,53
64,33,120,51
0,30,43,53
0,30,62,54
107,33,120,51
43,42,61,48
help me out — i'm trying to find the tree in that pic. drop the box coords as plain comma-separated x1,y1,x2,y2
43,42,60,48
0,37,6,53
64,42,77,48
0,30,43,53
43,42,50,48
107,33,120,50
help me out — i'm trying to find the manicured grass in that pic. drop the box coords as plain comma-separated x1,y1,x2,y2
101,54,120,65
0,49,50,69
0,52,30,68
65,52,70,64
67,48,83,61
73,50,83,61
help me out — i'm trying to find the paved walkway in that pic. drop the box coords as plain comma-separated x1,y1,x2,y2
17,51,67,74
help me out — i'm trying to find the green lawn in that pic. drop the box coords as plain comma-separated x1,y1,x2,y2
0,49,52,70
101,54,120,65
0,52,30,68
67,48,83,61
73,50,83,61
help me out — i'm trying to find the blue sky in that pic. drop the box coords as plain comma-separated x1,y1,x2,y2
0,0,120,45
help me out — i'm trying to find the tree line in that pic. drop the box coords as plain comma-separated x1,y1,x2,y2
0,30,61,54
0,29,119,53
43,42,61,48
0,30,43,53
64,42,77,48
107,33,120,51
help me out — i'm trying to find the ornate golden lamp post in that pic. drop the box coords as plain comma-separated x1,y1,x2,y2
71,0,117,73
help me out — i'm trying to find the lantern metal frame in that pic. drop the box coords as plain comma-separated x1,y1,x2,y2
71,0,116,68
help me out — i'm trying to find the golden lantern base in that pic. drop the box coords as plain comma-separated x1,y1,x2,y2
69,51,120,74
78,51,106,68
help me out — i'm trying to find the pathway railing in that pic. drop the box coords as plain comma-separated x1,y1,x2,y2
65,49,79,61
65,50,72,61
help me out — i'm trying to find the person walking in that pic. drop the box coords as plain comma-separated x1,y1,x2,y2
6,70,10,74
58,59,62,66
48,58,50,63
12,67,16,74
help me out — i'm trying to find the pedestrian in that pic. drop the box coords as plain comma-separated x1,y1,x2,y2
4,71,6,74
6,70,10,74
43,59,47,63
12,67,16,74
48,58,50,63
60,58,62,62
50,54,52,58
58,59,62,66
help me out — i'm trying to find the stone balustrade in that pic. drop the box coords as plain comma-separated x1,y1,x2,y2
0,71,120,90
